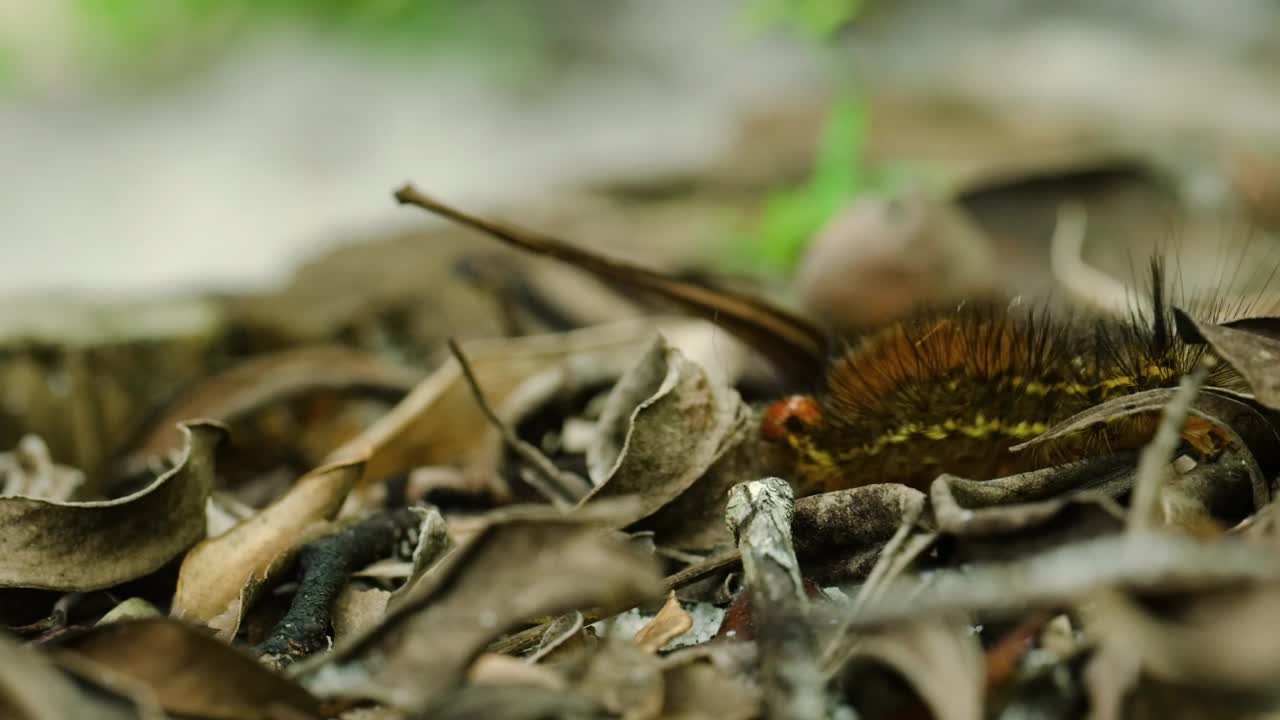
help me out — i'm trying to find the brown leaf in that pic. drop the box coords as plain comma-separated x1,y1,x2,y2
633,591,693,653
527,611,587,664
579,336,749,529
1174,308,1280,408
566,639,665,720
838,532,1280,628
790,483,927,584
415,685,601,720
0,435,83,501
1010,387,1273,512
0,421,225,591
635,417,775,549
172,457,364,623
327,318,709,490
929,467,1127,561
467,653,566,690
833,615,984,720
56,617,322,720
658,657,760,720
299,503,663,710
1088,583,1280,691
134,346,421,458
332,587,390,643
0,630,145,720
394,183,827,380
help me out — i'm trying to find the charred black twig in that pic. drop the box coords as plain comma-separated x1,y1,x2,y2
255,507,424,669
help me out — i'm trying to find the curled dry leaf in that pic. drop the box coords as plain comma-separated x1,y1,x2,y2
790,483,927,585
416,685,602,720
467,653,566,691
930,468,1127,560
633,591,693,653
1088,583,1280,692
0,421,225,591
327,318,723,490
580,336,749,529
332,587,391,643
833,615,984,720
1011,387,1274,512
527,611,587,664
0,435,83,501
299,502,663,711
658,655,760,720
842,532,1280,628
1174,308,1280,409
134,346,422,458
0,630,141,720
172,457,365,624
567,639,665,720
55,617,322,720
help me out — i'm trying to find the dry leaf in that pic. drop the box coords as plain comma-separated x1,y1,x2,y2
527,611,587,664
658,657,760,720
570,639,665,720
332,587,391,643
633,591,693,653
1088,584,1280,691
930,468,1127,562
415,685,601,720
0,435,83,501
467,653,566,690
0,630,142,720
172,457,365,623
56,617,322,720
134,346,421,458
1174,309,1280,409
839,532,1280,628
834,615,984,720
0,421,225,591
791,483,927,585
300,503,663,710
1012,387,1273,512
327,318,715,489
579,336,749,529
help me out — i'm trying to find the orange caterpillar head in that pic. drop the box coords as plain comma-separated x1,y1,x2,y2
761,394,823,443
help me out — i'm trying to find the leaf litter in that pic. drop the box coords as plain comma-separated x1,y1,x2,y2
7,184,1280,720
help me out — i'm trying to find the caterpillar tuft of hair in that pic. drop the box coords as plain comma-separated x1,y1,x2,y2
761,259,1259,494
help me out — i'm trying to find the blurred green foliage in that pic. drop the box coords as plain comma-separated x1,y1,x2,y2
732,94,910,274
70,0,549,85
747,0,865,39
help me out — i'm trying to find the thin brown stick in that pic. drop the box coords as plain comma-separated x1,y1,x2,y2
447,339,592,506
1128,359,1212,531
395,183,828,380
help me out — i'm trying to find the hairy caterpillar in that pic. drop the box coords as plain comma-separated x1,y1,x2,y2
762,265,1252,494
392,185,1274,496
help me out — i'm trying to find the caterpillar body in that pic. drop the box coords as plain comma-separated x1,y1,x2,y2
764,275,1251,494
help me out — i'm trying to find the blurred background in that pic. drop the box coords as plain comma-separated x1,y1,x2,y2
3,0,1280,479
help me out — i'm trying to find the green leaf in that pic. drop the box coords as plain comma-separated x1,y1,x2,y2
731,93,888,274
746,0,866,40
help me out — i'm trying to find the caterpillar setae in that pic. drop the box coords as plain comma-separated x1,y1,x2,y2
761,262,1254,494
